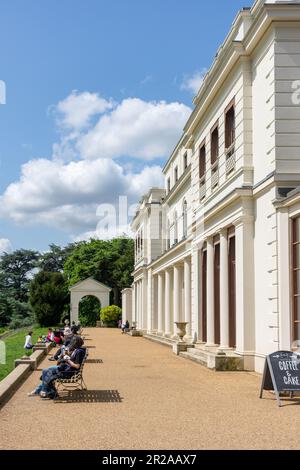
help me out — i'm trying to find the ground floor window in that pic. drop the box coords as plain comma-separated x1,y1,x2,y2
228,233,236,348
202,249,207,343
214,241,220,345
292,217,300,343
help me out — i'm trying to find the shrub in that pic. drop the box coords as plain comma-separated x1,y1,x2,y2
100,305,122,327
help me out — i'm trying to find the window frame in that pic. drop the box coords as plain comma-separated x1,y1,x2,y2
224,98,235,151
210,120,219,167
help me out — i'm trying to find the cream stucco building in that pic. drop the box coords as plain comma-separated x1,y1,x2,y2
122,0,300,373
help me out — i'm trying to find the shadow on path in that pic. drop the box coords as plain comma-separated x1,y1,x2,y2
54,390,122,403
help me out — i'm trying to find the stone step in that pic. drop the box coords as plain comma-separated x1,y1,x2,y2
181,347,244,371
186,347,208,359
179,351,207,367
143,334,176,348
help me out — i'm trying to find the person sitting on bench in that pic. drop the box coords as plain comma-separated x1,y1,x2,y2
28,336,86,399
121,320,130,334
48,331,77,362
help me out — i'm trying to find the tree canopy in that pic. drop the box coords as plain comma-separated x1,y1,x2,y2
29,271,69,327
0,237,134,328
64,237,134,305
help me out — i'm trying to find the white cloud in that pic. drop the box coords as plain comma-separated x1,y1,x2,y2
54,90,114,131
181,69,207,95
0,90,186,240
0,239,12,255
71,97,191,161
0,158,164,233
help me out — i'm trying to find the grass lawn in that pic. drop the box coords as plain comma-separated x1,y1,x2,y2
0,327,49,382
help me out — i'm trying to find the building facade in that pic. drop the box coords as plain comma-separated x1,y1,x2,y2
124,0,300,373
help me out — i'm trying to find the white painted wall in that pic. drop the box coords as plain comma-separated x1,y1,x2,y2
274,24,300,175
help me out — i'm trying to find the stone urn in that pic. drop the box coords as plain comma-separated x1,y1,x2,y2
175,322,189,342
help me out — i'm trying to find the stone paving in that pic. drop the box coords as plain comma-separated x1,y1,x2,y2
0,328,300,450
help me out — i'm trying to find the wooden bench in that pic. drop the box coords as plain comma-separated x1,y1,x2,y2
54,349,88,392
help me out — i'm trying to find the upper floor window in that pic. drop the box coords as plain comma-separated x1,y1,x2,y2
167,177,171,194
166,219,171,250
182,200,188,238
174,211,178,245
225,100,236,175
183,153,188,171
225,103,235,150
199,142,206,180
211,123,219,166
174,166,178,184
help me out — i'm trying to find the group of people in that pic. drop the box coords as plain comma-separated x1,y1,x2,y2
27,319,86,400
24,321,82,350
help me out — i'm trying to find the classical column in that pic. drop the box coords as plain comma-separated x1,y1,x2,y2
234,216,255,358
147,269,153,333
157,272,164,335
184,257,191,337
136,282,140,329
173,264,181,336
164,270,171,337
206,237,215,346
220,229,229,349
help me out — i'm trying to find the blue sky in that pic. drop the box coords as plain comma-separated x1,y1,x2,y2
0,0,250,253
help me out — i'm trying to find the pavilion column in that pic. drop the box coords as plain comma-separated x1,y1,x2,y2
206,237,215,346
164,270,171,337
184,257,191,337
157,272,164,335
71,301,79,324
220,228,229,349
173,264,181,337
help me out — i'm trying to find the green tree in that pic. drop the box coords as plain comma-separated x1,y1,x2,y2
29,271,68,326
0,249,39,302
38,243,77,272
0,250,39,327
79,296,101,327
64,237,134,306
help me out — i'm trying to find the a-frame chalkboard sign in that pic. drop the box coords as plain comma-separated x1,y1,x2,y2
260,351,300,407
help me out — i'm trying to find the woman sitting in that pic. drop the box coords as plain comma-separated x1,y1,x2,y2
53,330,63,345
28,336,86,399
46,328,54,343
24,331,33,350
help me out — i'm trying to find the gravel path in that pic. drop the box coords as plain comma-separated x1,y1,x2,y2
0,328,299,450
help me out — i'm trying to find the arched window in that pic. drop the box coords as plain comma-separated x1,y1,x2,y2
182,199,188,238
174,211,178,245
166,219,171,250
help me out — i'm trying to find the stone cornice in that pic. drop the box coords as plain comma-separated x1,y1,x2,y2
162,165,191,206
